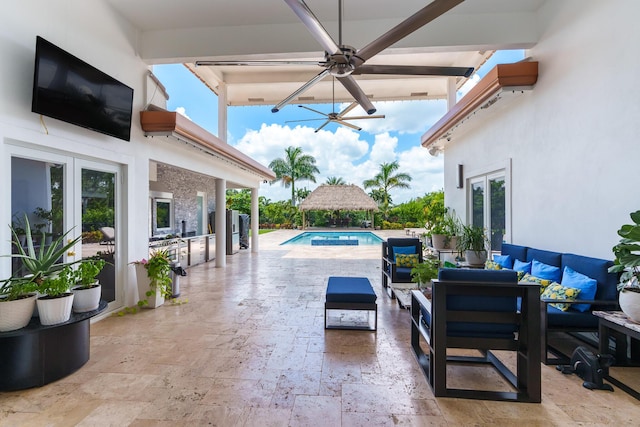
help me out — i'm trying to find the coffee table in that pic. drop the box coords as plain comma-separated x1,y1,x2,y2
593,310,640,400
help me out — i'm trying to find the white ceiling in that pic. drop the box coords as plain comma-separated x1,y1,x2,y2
106,0,545,107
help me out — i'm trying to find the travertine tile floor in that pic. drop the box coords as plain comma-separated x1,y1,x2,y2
2,230,640,426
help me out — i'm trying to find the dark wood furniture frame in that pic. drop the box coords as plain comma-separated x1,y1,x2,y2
410,280,541,402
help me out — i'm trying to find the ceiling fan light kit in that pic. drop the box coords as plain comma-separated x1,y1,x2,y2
197,0,473,114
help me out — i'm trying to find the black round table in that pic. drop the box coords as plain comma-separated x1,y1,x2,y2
0,300,107,391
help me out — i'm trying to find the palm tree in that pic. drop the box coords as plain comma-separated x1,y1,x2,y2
326,176,346,185
269,146,319,206
363,161,411,218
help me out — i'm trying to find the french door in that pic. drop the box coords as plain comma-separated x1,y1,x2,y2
468,171,509,252
9,146,123,310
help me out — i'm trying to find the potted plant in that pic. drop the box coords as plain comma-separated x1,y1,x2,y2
609,210,640,322
0,276,38,332
133,249,172,308
410,258,440,290
457,224,489,266
429,209,461,250
36,265,75,325
71,258,105,313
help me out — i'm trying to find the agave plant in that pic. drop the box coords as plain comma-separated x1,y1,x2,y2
7,214,81,285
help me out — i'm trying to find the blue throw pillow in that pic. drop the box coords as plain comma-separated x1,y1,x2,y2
513,259,532,274
493,254,512,269
393,246,415,262
531,259,561,282
561,266,597,312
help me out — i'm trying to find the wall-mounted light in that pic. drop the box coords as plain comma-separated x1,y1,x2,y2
456,164,463,189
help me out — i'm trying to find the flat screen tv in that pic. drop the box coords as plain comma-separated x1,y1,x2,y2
31,36,134,141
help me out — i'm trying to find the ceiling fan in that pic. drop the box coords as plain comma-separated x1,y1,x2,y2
195,0,472,115
285,78,385,132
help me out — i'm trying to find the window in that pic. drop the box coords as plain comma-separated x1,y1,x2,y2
467,162,510,252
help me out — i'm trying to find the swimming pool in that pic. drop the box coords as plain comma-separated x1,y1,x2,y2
280,231,383,246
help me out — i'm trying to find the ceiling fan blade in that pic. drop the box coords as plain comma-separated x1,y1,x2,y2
340,115,386,120
298,105,329,117
353,0,465,66
195,60,323,67
335,120,362,131
314,120,332,133
353,64,474,77
285,118,326,124
272,69,330,112
337,102,359,117
337,75,376,115
284,0,341,55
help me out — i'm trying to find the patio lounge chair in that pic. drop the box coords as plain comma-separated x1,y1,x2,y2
381,237,423,290
410,268,541,402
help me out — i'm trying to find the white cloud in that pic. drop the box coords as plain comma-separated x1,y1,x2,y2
233,100,446,204
175,106,191,120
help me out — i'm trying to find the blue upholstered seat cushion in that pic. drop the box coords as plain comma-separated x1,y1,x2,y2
560,266,597,312
493,254,513,269
531,259,562,282
501,243,527,263
435,269,518,339
326,277,377,304
545,304,599,328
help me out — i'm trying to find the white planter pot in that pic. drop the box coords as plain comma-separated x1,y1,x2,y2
432,234,456,250
465,250,487,266
135,264,164,309
619,288,640,323
37,293,74,326
0,293,37,332
72,282,101,313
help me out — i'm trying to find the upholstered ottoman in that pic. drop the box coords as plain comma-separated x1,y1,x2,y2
325,276,377,331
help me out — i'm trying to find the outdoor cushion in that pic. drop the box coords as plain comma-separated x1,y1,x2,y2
501,243,527,263
562,253,616,302
392,245,415,262
396,253,419,268
485,260,502,270
513,259,532,274
541,282,581,311
526,248,562,267
436,269,518,338
545,305,599,328
493,254,512,269
561,266,597,312
325,276,377,304
520,273,553,294
531,259,562,282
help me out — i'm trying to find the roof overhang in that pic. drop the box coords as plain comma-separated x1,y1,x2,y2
421,61,538,154
140,111,276,181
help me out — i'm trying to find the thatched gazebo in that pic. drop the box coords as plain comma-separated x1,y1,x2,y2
298,184,379,229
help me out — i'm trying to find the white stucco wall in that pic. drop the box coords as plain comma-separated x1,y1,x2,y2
442,0,640,260
0,0,264,308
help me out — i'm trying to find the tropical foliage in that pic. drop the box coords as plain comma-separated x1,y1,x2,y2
363,161,412,219
326,176,346,185
269,146,319,206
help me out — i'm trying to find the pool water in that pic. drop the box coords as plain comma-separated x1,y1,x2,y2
280,231,383,246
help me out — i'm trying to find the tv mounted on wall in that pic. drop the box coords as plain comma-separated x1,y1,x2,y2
31,36,134,141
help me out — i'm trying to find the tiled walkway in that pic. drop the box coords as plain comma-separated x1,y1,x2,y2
1,230,640,426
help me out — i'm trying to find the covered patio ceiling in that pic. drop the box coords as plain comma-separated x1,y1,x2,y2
106,0,544,108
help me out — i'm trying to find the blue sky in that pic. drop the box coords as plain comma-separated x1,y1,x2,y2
153,50,523,204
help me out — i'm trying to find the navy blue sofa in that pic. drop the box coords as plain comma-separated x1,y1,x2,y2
501,243,619,364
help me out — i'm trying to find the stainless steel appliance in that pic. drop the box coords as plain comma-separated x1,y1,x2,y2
226,209,239,254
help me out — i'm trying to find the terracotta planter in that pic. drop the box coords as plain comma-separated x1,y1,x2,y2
619,288,640,322
72,282,101,313
37,293,74,326
135,264,164,308
0,293,37,332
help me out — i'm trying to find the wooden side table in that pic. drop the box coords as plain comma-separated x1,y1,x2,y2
593,310,640,400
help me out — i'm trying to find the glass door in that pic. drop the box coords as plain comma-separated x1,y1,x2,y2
9,145,123,310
